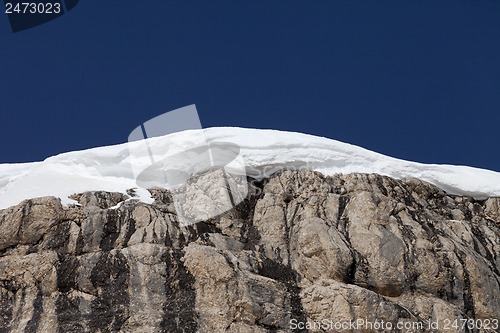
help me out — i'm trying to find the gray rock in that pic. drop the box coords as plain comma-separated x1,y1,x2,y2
0,171,498,332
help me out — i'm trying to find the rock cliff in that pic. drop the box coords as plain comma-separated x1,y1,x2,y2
0,171,499,332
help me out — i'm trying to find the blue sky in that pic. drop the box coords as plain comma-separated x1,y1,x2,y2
1,1,499,171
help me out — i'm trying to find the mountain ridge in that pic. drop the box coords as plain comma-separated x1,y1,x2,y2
1,127,499,210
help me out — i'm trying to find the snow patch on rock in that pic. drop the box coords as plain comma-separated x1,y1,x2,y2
1,127,499,209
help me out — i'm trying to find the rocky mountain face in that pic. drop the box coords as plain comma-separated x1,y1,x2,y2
0,171,499,333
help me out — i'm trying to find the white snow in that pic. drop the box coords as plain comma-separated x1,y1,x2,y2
1,127,499,210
